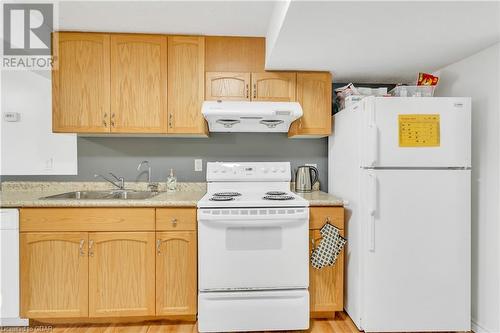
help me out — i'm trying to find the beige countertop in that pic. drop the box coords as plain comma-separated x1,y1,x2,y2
296,191,344,206
0,182,343,208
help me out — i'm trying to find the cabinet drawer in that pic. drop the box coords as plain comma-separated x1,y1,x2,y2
156,208,196,231
20,208,155,232
309,207,344,230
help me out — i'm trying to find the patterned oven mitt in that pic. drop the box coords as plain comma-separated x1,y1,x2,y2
311,222,347,269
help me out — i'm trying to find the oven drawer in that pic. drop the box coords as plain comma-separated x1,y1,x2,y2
198,289,309,332
198,207,309,291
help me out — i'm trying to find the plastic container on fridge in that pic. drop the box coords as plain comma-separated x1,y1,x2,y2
389,85,435,97
357,87,388,96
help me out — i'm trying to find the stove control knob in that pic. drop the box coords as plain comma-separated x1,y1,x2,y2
221,169,227,173
279,167,286,173
261,167,269,173
271,167,278,173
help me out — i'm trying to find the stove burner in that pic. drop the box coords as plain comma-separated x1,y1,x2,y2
265,191,287,196
209,196,235,201
213,192,242,197
263,195,295,201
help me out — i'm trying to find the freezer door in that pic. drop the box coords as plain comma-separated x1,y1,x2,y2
361,169,471,332
361,97,471,168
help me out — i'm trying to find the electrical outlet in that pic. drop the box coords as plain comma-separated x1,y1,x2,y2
194,159,203,172
305,163,318,168
44,158,54,171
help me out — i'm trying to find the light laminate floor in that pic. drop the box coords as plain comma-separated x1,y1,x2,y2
5,312,359,333
6,312,468,333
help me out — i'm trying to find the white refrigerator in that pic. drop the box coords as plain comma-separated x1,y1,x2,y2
328,96,471,332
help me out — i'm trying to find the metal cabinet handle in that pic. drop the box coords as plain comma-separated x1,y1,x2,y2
103,120,107,127
245,84,249,99
168,114,173,128
156,239,162,255
79,239,85,256
110,113,115,127
88,240,94,257
326,217,331,224
311,237,315,250
253,83,257,99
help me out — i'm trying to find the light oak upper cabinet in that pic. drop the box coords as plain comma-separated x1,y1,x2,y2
110,34,167,133
52,32,110,133
20,232,89,318
205,72,250,101
88,232,156,317
167,36,207,135
289,72,332,138
251,72,296,102
156,231,197,316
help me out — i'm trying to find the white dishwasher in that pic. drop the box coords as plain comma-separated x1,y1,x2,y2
0,209,29,326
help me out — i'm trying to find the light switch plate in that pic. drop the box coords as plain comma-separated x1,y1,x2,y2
3,112,21,122
194,159,203,172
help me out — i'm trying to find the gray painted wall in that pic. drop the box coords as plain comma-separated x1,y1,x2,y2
3,133,329,191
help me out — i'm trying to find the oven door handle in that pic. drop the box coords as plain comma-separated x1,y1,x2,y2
199,218,306,228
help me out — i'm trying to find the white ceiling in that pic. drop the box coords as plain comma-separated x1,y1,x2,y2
266,1,500,83
57,1,275,36
56,1,500,83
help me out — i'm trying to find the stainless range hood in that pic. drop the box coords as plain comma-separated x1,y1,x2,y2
201,101,303,133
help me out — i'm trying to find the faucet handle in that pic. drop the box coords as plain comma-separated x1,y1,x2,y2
148,183,159,192
137,160,150,171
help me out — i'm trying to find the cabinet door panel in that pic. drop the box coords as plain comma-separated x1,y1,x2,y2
53,32,110,133
110,35,167,133
167,36,207,134
289,72,332,137
89,232,155,317
251,72,296,102
205,72,250,101
20,232,88,318
156,231,197,316
309,229,344,316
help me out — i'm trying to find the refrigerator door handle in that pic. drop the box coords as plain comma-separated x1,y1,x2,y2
367,123,378,166
368,172,377,251
368,172,377,216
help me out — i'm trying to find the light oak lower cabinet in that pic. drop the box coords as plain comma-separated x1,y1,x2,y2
19,207,343,321
19,208,196,321
88,232,156,317
20,232,89,318
309,207,344,318
156,231,197,316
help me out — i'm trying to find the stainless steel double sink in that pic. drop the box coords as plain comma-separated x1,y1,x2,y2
42,190,160,200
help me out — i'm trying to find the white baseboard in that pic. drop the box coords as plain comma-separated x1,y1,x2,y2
0,317,29,327
472,319,498,333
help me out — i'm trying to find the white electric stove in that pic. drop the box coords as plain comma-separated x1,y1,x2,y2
197,162,310,333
